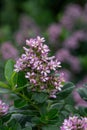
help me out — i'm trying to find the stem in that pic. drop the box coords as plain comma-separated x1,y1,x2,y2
17,92,39,111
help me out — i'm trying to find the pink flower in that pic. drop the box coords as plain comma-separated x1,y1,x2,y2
47,24,62,42
60,116,87,130
0,100,9,116
14,36,65,97
59,69,71,81
60,4,82,29
55,49,71,62
64,31,85,49
68,56,81,72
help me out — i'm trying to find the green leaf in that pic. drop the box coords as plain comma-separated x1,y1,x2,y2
51,102,64,111
23,126,32,130
42,125,58,130
17,71,27,87
56,82,75,100
5,59,15,82
10,71,18,87
0,126,9,130
13,123,21,130
0,120,6,130
39,103,47,115
13,110,35,116
78,107,87,116
41,108,58,124
65,105,76,113
32,92,48,103
8,119,21,130
77,87,87,101
15,84,29,92
14,99,27,108
57,114,65,128
25,122,32,130
2,114,11,123
47,109,58,120
0,88,11,94
0,81,9,88
31,117,41,124
10,113,25,124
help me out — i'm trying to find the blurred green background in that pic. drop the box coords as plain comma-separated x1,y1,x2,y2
0,0,87,29
0,0,87,88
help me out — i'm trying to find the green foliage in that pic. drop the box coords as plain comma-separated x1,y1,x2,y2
5,59,15,83
42,125,58,130
17,72,28,87
56,82,75,100
0,87,11,94
14,99,27,108
0,59,86,129
23,126,32,130
32,92,48,103
77,85,87,101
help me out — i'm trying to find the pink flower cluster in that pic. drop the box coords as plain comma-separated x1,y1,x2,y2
60,116,87,130
14,36,64,98
0,100,9,116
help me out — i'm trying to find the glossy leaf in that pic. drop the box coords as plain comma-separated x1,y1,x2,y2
17,71,27,87
14,99,27,108
23,126,32,130
32,92,48,103
15,84,29,92
42,125,58,130
56,82,75,100
47,108,58,119
8,119,21,130
10,71,18,87
31,117,41,124
77,87,87,101
0,81,9,88
51,102,64,111
0,88,11,94
5,59,15,82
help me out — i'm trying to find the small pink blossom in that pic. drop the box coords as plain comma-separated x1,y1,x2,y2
0,100,9,116
14,36,64,97
60,116,87,130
